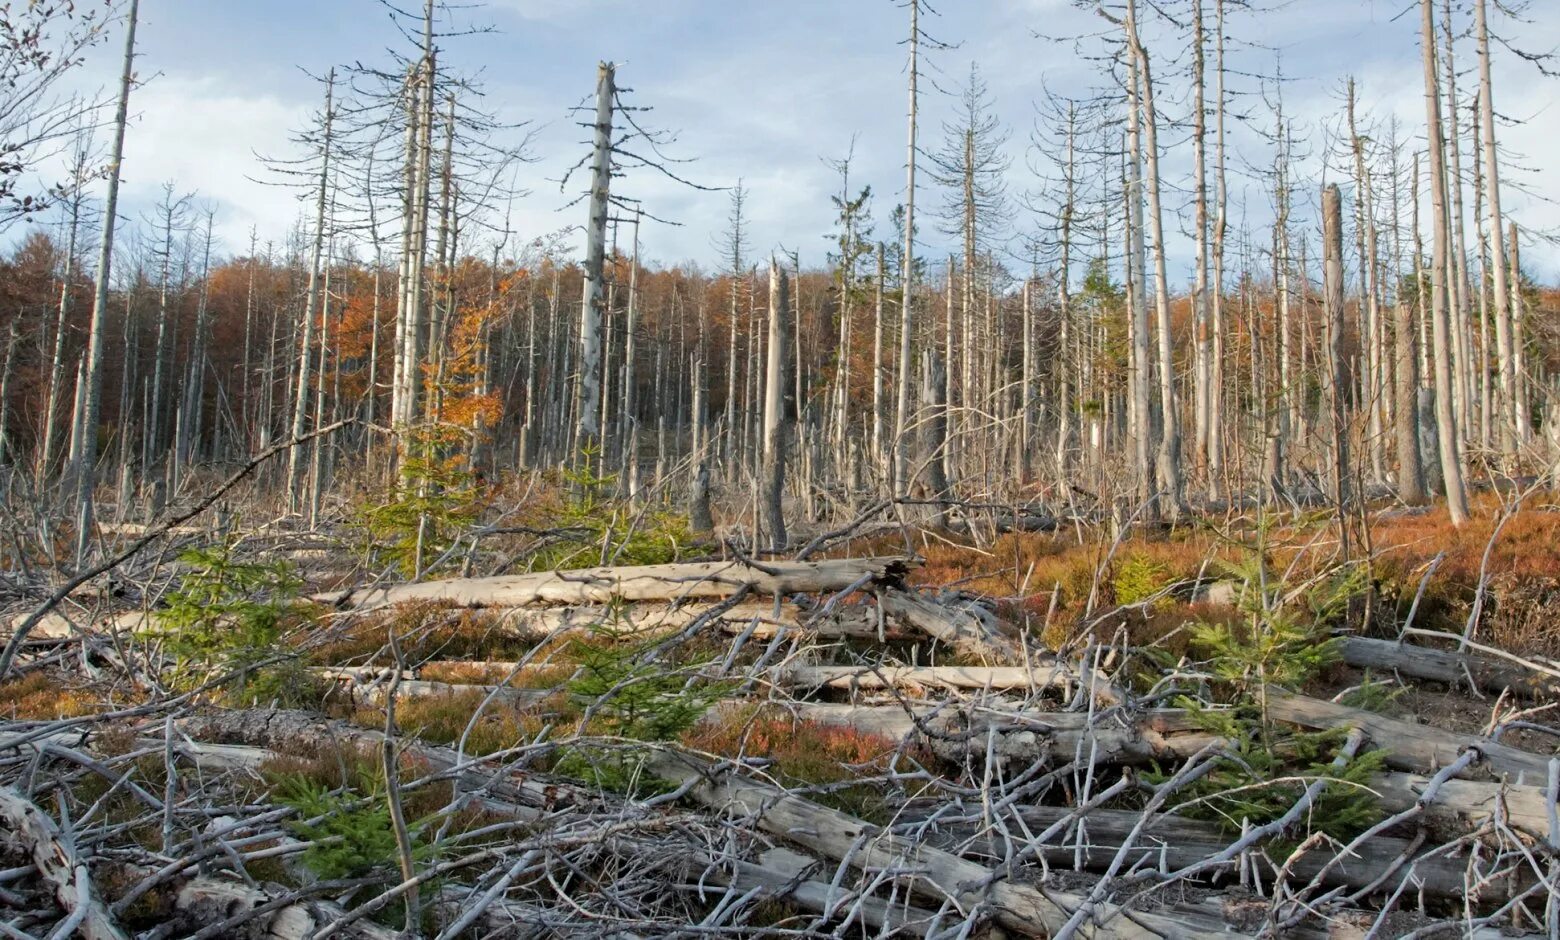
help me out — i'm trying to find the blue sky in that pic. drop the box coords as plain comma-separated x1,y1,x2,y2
54,0,1560,279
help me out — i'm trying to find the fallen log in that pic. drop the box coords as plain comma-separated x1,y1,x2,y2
1339,635,1560,702
876,588,1019,663
788,702,1219,767
319,557,911,610
698,847,936,936
1267,690,1552,783
649,751,1249,939
900,802,1495,899
1372,771,1558,839
480,599,912,643
782,663,1122,704
172,878,399,940
177,708,576,812
0,786,128,940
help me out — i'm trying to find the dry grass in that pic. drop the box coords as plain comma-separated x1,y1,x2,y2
346,688,567,758
1369,493,1560,655
683,704,932,820
0,672,117,720
307,603,538,666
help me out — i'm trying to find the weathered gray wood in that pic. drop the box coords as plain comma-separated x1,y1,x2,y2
1338,635,1560,701
649,752,1248,939
876,588,1019,663
790,702,1219,768
321,557,910,609
901,803,1492,899
0,786,128,940
783,663,1121,704
1372,770,1556,838
1267,690,1549,782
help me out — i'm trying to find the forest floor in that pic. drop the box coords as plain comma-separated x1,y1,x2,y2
0,484,1558,938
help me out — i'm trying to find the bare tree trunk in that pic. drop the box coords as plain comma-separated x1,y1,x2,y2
1509,221,1529,442
39,162,84,483
1442,0,1475,443
1191,0,1211,486
287,71,334,512
1208,0,1228,499
577,62,615,460
1476,0,1517,456
921,348,950,527
73,0,138,565
1421,0,1470,525
762,260,790,550
1322,184,1351,509
894,1,921,497
1125,0,1183,515
0,323,15,467
1124,56,1153,515
1391,125,1428,505
871,244,886,475
1348,80,1386,485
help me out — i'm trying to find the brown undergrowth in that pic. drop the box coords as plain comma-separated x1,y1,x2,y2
682,704,933,821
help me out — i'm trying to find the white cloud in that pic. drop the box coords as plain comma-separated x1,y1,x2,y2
117,73,311,253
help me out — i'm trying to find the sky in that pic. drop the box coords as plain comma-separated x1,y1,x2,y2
37,0,1560,281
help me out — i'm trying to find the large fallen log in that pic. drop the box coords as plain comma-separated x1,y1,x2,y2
319,557,911,610
1267,690,1552,783
176,708,576,812
899,802,1495,899
480,599,912,642
793,698,1554,784
782,663,1122,704
649,751,1249,939
788,702,1219,767
876,588,1019,663
1372,771,1558,839
699,847,937,936
1339,635,1560,701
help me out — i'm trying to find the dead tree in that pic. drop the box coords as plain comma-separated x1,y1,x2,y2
761,259,790,550
72,0,138,565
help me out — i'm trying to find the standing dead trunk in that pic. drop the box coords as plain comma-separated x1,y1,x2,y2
577,62,615,461
1391,129,1428,505
1475,0,1517,456
761,260,790,550
1208,0,1228,498
73,0,138,565
893,3,921,497
871,244,887,474
39,156,85,483
0,323,16,467
1124,57,1154,515
1124,0,1184,515
1420,0,1470,526
287,71,335,513
1191,0,1212,485
1322,184,1351,510
1509,221,1529,443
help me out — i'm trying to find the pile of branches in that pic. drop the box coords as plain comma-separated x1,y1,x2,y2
1,527,1559,938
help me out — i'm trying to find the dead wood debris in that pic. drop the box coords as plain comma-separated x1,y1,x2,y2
0,534,1558,939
